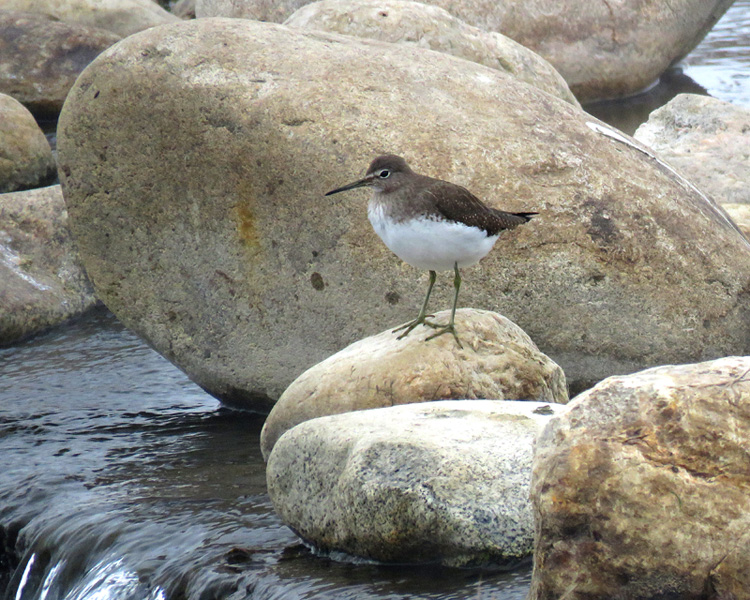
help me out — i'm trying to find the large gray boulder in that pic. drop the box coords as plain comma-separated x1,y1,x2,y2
195,0,733,101
260,308,568,459
3,0,180,37
0,93,57,192
0,11,121,116
0,185,97,345
531,356,750,600
635,94,750,207
284,0,578,106
57,19,750,410
268,400,564,566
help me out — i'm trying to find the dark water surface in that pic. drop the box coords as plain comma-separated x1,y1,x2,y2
0,308,530,600
5,4,750,600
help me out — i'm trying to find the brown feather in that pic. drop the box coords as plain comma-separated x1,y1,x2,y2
416,179,535,236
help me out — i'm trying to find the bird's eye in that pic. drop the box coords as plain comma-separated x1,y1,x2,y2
379,170,391,178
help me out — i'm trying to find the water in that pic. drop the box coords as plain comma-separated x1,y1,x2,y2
682,0,750,107
0,308,531,600
584,0,750,134
3,4,749,600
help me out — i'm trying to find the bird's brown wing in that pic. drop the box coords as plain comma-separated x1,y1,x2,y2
421,180,534,236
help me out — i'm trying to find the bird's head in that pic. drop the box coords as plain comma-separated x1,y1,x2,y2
325,155,413,196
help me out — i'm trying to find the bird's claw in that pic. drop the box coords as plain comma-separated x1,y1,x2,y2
393,316,438,339
424,323,463,349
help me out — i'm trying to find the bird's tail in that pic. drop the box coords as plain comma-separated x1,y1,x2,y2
513,212,538,222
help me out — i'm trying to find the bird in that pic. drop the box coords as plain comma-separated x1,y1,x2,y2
325,155,536,347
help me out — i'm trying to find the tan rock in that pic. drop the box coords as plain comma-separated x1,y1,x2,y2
635,94,750,206
284,0,578,106
268,399,565,566
530,356,750,600
724,204,750,238
0,185,97,345
57,19,750,411
0,11,121,116
195,0,734,101
0,93,56,192
3,0,180,37
261,308,568,459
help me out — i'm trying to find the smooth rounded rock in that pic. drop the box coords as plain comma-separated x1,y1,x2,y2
195,0,733,101
635,94,750,206
261,308,568,459
57,19,750,410
531,356,750,600
0,185,98,345
0,93,57,193
268,399,565,566
4,0,180,37
284,0,578,106
0,10,121,116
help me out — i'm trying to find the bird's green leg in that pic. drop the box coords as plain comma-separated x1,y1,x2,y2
393,270,439,338
425,262,463,348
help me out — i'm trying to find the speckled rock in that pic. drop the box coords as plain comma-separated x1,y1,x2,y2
260,308,567,459
284,0,578,106
57,19,750,411
4,0,180,37
635,94,750,206
195,0,733,101
0,185,97,345
0,93,56,193
531,356,750,600
268,399,565,566
0,11,121,116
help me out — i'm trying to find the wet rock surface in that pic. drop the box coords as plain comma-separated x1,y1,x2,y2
0,93,56,192
284,0,578,106
531,356,750,600
57,19,750,410
0,10,121,116
635,93,750,207
260,308,568,459
0,185,97,346
268,399,564,567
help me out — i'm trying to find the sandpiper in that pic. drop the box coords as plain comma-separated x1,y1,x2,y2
325,155,536,347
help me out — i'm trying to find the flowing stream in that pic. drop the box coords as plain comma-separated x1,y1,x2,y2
3,3,750,599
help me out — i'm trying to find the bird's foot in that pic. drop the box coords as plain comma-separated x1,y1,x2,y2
425,323,463,349
393,315,438,339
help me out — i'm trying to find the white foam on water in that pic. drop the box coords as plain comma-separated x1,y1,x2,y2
64,558,165,600
15,553,36,600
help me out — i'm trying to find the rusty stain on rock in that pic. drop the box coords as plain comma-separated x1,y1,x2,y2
235,202,260,250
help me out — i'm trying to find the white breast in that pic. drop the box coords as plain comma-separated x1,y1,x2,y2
368,202,499,272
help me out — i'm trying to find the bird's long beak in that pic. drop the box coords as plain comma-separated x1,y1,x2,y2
325,175,374,196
